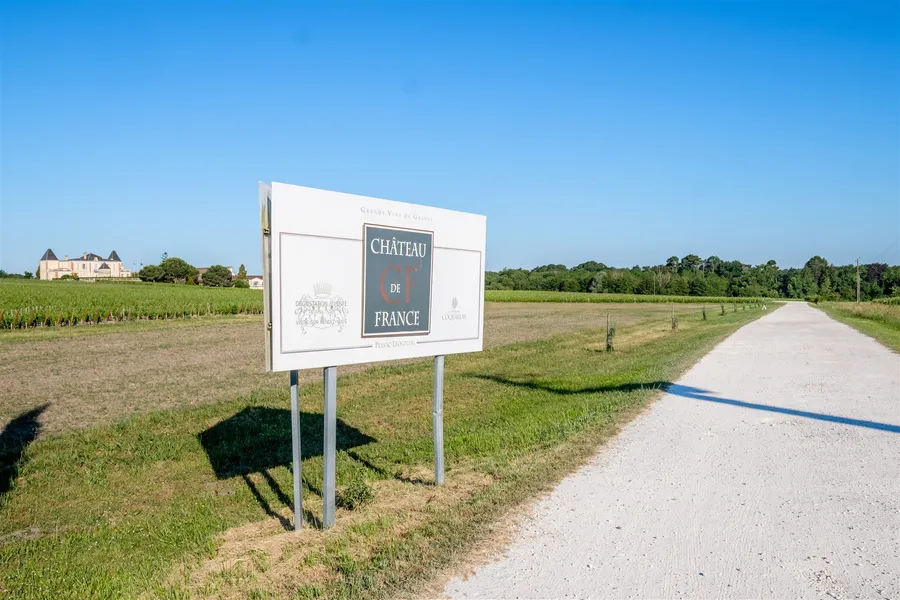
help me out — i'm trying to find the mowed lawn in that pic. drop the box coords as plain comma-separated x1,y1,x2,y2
0,302,771,599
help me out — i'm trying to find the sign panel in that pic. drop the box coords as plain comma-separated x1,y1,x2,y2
262,182,486,371
362,225,433,337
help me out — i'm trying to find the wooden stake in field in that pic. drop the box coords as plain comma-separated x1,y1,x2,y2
671,305,677,330
606,313,614,352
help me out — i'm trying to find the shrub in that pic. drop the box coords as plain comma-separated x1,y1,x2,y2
138,265,164,282
336,475,375,510
201,265,234,287
160,257,199,284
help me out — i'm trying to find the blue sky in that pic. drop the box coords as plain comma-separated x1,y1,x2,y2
1,1,898,274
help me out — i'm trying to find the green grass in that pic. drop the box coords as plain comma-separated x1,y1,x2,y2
485,289,765,304
0,280,263,329
815,301,900,352
0,307,770,599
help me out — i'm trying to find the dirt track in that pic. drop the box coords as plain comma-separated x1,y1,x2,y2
445,302,900,599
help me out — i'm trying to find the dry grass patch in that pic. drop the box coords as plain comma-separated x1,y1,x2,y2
182,467,492,600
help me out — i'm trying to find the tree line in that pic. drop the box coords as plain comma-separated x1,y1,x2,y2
137,255,250,288
0,270,34,279
485,255,900,301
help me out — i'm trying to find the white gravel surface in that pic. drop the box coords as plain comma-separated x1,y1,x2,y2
445,302,899,599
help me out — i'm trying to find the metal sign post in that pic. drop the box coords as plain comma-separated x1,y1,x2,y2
433,355,445,485
289,370,303,530
323,366,337,528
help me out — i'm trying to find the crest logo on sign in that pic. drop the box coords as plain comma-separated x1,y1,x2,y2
442,296,467,321
295,281,348,334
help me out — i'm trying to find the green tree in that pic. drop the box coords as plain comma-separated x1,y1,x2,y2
669,274,689,295
882,266,900,297
587,272,605,293
803,256,830,287
24,271,33,279
688,274,709,296
573,261,607,272
704,274,729,296
533,264,568,272
680,254,702,273
138,264,164,282
201,265,234,287
160,258,199,284
704,256,723,274
603,270,636,293
635,270,656,295
237,264,248,281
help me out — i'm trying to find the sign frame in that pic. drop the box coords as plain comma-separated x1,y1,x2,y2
262,181,486,373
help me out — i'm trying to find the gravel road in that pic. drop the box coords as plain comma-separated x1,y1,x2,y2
445,302,899,599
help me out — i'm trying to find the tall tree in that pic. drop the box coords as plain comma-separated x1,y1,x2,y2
201,265,234,287
160,257,198,284
680,254,702,273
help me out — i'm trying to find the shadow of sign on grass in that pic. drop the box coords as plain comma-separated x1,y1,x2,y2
469,374,669,395
198,406,376,529
0,404,48,502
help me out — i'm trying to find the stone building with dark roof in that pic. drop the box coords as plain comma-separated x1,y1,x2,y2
37,249,133,280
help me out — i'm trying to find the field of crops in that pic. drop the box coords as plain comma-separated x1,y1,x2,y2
873,296,900,305
0,280,263,329
0,282,775,329
485,290,766,304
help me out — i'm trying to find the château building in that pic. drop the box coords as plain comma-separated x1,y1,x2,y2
37,249,133,280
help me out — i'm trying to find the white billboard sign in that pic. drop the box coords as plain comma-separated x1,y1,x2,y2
260,182,486,372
